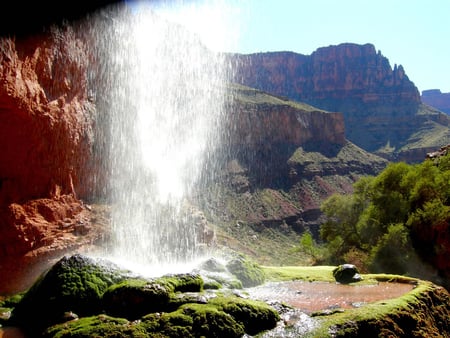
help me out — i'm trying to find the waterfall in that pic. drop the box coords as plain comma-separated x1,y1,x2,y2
87,1,236,273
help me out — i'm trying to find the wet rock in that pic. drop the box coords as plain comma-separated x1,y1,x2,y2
7,254,279,337
199,257,227,273
226,255,266,287
9,254,136,333
333,264,362,284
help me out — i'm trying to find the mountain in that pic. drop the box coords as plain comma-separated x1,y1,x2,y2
229,43,450,162
422,89,450,115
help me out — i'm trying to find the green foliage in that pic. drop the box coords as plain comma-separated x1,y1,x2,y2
368,223,415,274
319,152,450,276
295,231,326,263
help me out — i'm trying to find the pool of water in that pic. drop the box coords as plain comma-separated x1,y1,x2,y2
246,280,415,313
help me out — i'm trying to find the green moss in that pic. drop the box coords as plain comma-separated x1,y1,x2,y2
178,303,245,338
0,293,24,325
156,273,204,293
10,254,131,333
0,293,24,308
209,296,280,335
202,279,223,290
262,265,336,282
200,272,243,289
102,278,171,319
307,279,449,337
42,315,146,338
101,273,204,319
226,255,266,287
41,292,278,337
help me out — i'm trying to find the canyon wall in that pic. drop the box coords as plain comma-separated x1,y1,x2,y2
422,89,450,115
0,27,99,262
204,86,387,241
230,43,450,160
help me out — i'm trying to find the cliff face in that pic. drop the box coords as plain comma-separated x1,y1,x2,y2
224,85,345,151
422,89,450,115
202,86,388,252
230,43,450,158
221,86,349,189
0,27,100,263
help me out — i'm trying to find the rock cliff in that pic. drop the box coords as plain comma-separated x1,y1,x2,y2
0,25,107,293
422,89,450,115
230,43,450,161
200,86,388,262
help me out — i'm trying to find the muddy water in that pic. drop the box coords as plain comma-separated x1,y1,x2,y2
247,281,415,313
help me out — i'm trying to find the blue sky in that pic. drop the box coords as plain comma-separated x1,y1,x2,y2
141,0,450,93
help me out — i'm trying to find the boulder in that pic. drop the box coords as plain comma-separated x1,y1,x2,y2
333,264,362,284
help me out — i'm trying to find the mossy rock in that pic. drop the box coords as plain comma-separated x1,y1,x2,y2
226,255,266,287
42,314,146,338
9,254,137,333
0,293,23,325
42,295,279,337
332,264,362,284
159,273,204,293
198,257,227,273
8,254,279,337
202,277,223,290
209,296,280,335
200,271,243,289
102,278,172,319
102,273,205,319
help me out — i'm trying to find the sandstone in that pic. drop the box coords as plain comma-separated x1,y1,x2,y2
229,43,450,158
0,26,101,293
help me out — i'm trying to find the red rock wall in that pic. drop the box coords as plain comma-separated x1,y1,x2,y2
230,43,424,153
0,27,95,257
231,43,420,110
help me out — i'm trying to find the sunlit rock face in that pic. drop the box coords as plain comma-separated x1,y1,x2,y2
230,43,429,154
226,96,345,149
0,27,95,257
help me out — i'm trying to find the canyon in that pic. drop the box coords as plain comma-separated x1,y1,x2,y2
230,44,450,162
0,27,387,290
0,6,449,336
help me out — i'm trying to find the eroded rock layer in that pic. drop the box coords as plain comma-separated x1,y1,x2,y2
230,43,450,158
0,26,100,287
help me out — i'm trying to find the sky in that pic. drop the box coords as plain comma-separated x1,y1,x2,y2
143,0,450,93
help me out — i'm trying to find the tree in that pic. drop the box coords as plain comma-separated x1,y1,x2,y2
319,152,450,278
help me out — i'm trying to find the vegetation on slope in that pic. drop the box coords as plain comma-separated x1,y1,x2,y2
319,152,450,287
227,83,330,112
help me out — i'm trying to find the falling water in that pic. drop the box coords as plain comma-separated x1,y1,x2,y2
87,1,237,273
